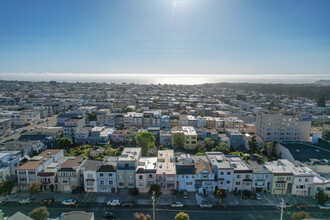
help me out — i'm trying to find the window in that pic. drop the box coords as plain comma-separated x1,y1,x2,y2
148,174,153,178
87,174,93,178
278,177,285,181
62,180,68,184
119,182,124,186
305,178,309,182
138,182,144,186
220,172,224,175
299,178,302,182
245,175,250,179
286,177,291,181
109,181,113,185
139,175,143,180
237,175,240,178
109,173,113,177
235,182,240,185
220,181,223,185
100,180,104,185
227,172,231,175
276,183,285,188
226,181,230,184
100,173,104,177
186,182,193,185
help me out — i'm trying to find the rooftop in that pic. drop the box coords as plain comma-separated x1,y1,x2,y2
82,159,103,171
118,147,141,161
226,155,251,171
206,152,232,169
182,126,197,135
157,150,176,175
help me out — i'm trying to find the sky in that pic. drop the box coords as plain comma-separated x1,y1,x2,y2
0,0,330,79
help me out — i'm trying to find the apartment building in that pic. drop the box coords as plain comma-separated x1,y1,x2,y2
82,160,103,193
63,116,85,141
227,155,253,192
256,112,311,142
206,152,234,192
96,162,117,193
265,160,293,195
57,156,87,192
0,111,40,126
135,157,157,193
0,119,11,136
157,150,176,194
249,160,272,193
159,130,172,146
225,129,245,149
278,160,315,196
17,149,64,190
182,126,197,150
117,148,141,189
195,158,215,194
97,109,110,126
175,154,196,192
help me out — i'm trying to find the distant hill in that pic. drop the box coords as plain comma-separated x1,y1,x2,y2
313,80,330,86
207,82,330,100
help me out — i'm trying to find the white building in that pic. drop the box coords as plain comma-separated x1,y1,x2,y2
135,157,157,193
227,155,253,192
206,152,234,192
82,160,103,193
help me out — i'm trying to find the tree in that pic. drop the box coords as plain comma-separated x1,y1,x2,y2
133,212,151,220
136,131,156,156
173,133,185,149
317,95,326,107
87,112,97,121
248,136,259,154
211,142,230,154
148,184,162,199
125,107,134,113
315,189,329,205
291,211,311,220
56,137,73,151
257,156,265,164
205,137,216,150
229,151,248,162
236,94,247,101
214,189,227,204
29,181,42,195
175,212,189,220
29,207,49,220
323,130,330,141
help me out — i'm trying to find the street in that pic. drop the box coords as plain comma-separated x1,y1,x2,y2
1,202,329,220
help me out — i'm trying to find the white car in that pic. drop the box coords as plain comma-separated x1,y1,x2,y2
107,200,121,206
171,201,184,208
199,202,213,208
62,199,77,205
18,198,32,204
274,202,292,209
256,193,261,200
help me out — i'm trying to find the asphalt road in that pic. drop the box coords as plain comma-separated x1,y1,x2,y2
1,202,329,220
0,115,58,143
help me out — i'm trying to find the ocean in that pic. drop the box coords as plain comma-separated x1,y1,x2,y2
0,73,329,84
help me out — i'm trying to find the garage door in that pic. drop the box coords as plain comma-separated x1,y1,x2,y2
64,186,71,191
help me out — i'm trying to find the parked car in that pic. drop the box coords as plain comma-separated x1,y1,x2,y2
41,198,54,205
18,198,32,204
318,203,330,210
107,200,121,206
295,203,309,209
275,202,293,209
247,191,257,199
199,202,213,208
183,191,188,199
103,211,116,220
171,201,184,208
121,201,135,207
62,199,77,205
256,193,261,200
241,191,249,199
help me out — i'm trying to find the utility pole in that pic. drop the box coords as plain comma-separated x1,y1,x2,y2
280,198,284,220
152,191,156,220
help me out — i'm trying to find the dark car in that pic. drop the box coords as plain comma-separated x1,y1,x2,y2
241,190,250,199
103,211,116,220
121,201,135,207
247,191,257,199
41,198,54,205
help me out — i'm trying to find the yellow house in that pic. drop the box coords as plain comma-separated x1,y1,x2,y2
182,126,197,150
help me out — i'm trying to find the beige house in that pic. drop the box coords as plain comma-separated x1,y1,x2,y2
256,112,311,142
57,156,87,192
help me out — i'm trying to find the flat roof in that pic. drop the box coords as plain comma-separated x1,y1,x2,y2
157,150,176,175
118,147,141,161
